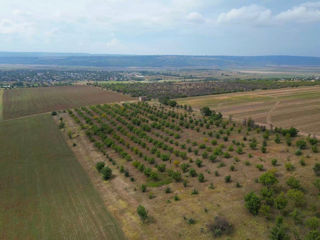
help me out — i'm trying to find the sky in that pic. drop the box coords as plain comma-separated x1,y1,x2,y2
0,0,320,56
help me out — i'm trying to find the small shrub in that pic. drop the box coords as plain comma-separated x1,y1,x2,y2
305,217,320,230
270,217,290,240
141,184,147,192
271,159,278,166
286,176,301,189
96,161,105,172
137,205,148,222
313,163,320,176
285,162,295,171
244,192,261,215
225,175,231,183
259,171,278,187
101,166,112,180
256,164,264,171
287,189,305,207
189,168,197,177
208,216,233,237
191,189,199,195
198,173,205,182
314,179,320,193
296,139,307,149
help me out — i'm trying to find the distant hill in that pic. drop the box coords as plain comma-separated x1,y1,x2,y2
0,52,320,68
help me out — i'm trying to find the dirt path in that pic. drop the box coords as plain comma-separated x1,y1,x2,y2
266,100,280,127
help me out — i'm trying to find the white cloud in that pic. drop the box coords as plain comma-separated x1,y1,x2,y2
186,12,205,23
217,2,320,26
217,5,272,25
275,2,320,23
0,18,33,34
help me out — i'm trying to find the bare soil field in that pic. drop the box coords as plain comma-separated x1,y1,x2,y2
0,114,125,240
177,86,320,136
3,85,135,120
59,102,320,239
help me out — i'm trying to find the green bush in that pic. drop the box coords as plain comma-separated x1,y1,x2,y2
225,175,231,183
96,161,105,172
306,217,320,230
296,139,307,149
287,189,305,207
286,176,301,189
270,217,290,240
313,163,320,176
189,168,197,177
275,192,288,210
198,173,205,182
244,192,261,215
101,166,112,180
137,205,148,221
259,171,278,187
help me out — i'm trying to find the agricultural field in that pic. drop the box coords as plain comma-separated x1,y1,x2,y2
97,80,320,99
3,85,135,120
177,86,320,137
0,89,3,120
59,101,320,239
0,114,125,240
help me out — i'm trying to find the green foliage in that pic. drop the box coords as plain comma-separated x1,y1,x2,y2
198,173,205,183
189,168,197,177
225,175,231,183
305,230,320,240
256,164,264,171
285,162,295,171
201,106,212,116
141,184,147,192
137,205,148,221
314,163,320,176
271,159,278,166
287,189,305,207
196,159,203,167
101,166,112,180
275,192,288,210
306,217,320,230
296,139,307,149
314,179,320,193
259,171,278,187
286,176,301,189
95,161,105,172
269,217,290,240
244,192,261,215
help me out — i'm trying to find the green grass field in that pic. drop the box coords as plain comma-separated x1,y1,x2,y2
0,114,125,240
3,86,135,120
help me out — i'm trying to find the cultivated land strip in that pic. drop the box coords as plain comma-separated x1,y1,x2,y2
0,89,3,121
177,85,320,136
3,85,135,120
0,114,125,240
